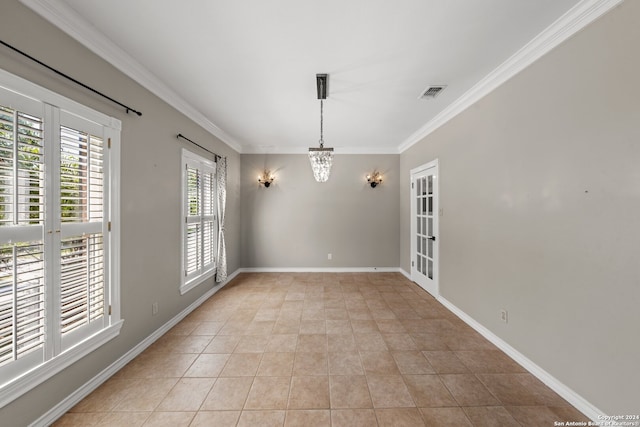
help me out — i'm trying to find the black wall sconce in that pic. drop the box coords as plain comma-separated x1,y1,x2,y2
258,170,275,188
366,171,383,188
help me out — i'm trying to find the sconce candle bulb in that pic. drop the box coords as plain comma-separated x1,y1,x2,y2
367,171,383,188
258,170,275,188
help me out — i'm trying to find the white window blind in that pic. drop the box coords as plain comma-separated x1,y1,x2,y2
0,70,122,407
182,149,216,293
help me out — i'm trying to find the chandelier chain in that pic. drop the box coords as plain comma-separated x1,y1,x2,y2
319,99,324,148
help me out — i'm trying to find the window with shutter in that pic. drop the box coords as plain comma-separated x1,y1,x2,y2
0,70,122,406
181,149,216,294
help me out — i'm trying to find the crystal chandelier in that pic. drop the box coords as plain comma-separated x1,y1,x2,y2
309,74,334,182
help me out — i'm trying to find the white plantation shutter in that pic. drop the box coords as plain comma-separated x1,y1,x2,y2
182,150,216,293
0,93,46,373
59,118,108,348
0,71,121,405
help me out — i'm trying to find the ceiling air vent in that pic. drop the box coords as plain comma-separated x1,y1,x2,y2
419,85,446,99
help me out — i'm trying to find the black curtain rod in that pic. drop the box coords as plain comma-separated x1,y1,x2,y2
177,133,220,160
0,39,142,116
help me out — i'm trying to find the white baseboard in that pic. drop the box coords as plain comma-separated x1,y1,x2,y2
31,269,240,427
238,267,401,273
437,296,604,422
399,268,411,281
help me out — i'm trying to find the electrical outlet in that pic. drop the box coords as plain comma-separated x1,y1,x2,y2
152,302,159,316
327,253,332,260
500,309,508,323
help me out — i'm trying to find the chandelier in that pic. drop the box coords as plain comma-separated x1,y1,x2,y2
308,74,334,182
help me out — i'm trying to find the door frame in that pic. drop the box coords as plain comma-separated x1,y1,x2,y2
410,159,439,297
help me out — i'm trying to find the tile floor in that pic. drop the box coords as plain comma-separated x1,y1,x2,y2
54,272,590,426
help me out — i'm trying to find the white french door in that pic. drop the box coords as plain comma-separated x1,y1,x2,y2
410,160,439,297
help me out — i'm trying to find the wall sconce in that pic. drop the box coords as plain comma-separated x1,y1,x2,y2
366,171,383,188
258,170,275,188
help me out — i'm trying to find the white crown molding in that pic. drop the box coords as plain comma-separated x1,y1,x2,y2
241,145,400,155
397,0,624,153
19,0,243,154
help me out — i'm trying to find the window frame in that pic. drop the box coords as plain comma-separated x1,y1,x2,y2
180,148,217,295
0,69,122,407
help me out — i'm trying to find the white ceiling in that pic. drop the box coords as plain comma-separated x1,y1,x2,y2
27,0,594,153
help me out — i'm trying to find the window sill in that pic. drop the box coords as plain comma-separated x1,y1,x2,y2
180,268,217,295
0,320,124,408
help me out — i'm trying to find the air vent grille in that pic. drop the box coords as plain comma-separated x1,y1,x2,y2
419,85,446,99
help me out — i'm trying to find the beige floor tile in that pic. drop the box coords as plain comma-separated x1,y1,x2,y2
360,351,400,375
112,378,178,411
141,411,195,427
257,352,295,376
191,411,240,427
245,320,275,335
94,412,150,427
331,409,378,427
325,308,349,320
244,376,291,410
69,378,128,413
328,351,364,375
325,320,352,334
476,373,544,406
410,333,450,351
392,351,435,374
403,374,457,407
217,321,250,335
293,352,328,376
59,273,588,426
288,376,330,409
156,378,214,411
345,302,370,313
462,406,521,426
420,407,473,426
296,334,328,352
272,319,301,334
455,350,528,373
284,410,330,426
302,308,326,320
329,375,372,409
237,410,286,427
440,374,500,406
266,334,299,352
203,335,240,353
219,353,262,377
191,321,225,335
327,334,357,352
375,408,424,426
351,320,379,333
422,351,470,373
505,406,563,427
300,320,327,334
234,335,270,353
355,333,389,351
381,333,418,351
366,375,414,408
201,377,253,410
184,353,230,377
375,319,406,333
52,412,107,426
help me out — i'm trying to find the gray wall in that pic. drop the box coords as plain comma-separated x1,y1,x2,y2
0,1,240,425
400,1,639,414
241,154,399,268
